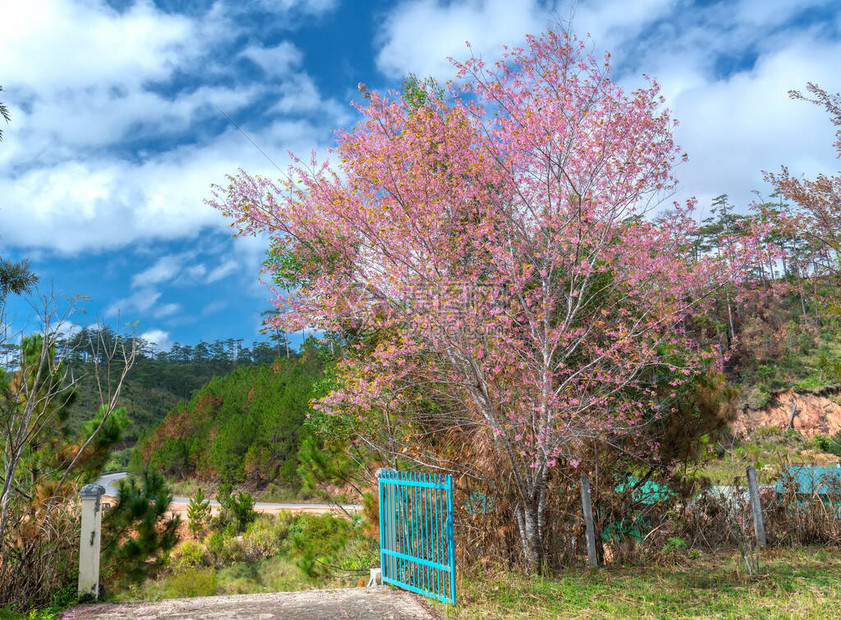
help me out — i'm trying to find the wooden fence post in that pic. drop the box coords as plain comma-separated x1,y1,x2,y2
746,465,766,548
580,475,598,567
78,484,105,599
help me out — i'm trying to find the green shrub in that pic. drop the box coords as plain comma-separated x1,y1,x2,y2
755,426,784,440
165,568,217,598
745,384,770,410
215,536,246,566
243,516,284,560
795,374,827,392
170,541,206,573
288,514,353,578
662,537,687,554
756,365,774,380
811,434,832,453
821,432,841,458
205,531,224,558
231,493,257,531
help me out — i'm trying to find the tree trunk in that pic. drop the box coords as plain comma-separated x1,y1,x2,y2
515,497,544,572
726,291,735,344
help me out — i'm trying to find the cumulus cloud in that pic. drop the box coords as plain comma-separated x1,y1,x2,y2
0,0,346,257
599,3,841,211
0,116,332,254
666,37,841,211
0,0,197,92
140,328,172,352
375,0,560,80
241,41,304,76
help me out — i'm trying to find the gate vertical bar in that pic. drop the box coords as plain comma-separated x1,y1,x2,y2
446,473,456,605
432,474,440,598
435,475,440,599
378,471,386,583
421,474,428,593
409,474,420,581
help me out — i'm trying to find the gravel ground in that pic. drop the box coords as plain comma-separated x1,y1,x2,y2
61,587,442,620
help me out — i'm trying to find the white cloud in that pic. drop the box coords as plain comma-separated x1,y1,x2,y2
375,0,562,80
0,0,197,92
202,300,228,316
241,41,303,76
9,84,261,158
154,303,181,319
269,74,348,118
206,259,240,283
596,6,841,214
140,328,171,351
250,0,338,15
106,288,161,317
132,254,189,288
130,252,213,289
0,120,329,254
568,0,675,52
374,0,681,82
666,36,841,211
0,0,346,256
185,264,208,281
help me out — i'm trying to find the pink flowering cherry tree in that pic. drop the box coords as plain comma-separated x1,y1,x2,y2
210,30,755,568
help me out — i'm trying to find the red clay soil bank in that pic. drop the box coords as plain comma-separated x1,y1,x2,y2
733,390,841,439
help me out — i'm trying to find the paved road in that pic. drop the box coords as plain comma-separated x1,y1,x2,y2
95,473,361,512
62,588,441,620
97,472,128,497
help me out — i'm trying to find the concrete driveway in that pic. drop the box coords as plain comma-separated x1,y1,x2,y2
61,588,442,620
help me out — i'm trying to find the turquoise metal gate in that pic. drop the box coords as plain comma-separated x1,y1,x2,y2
377,469,456,605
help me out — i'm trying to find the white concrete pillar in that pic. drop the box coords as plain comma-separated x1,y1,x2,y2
78,483,105,600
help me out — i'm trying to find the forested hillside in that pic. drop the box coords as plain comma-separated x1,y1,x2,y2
50,328,290,448
133,351,325,487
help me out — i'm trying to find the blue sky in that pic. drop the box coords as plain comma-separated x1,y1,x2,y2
1,0,840,352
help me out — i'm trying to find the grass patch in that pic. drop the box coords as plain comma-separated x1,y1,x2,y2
168,478,206,498
438,547,841,619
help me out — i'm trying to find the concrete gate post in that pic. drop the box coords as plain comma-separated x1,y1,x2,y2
580,475,598,567
78,483,106,600
746,465,766,548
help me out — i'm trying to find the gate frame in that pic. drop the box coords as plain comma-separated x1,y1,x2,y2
377,468,456,605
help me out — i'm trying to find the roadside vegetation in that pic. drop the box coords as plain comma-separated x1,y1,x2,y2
108,511,377,602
